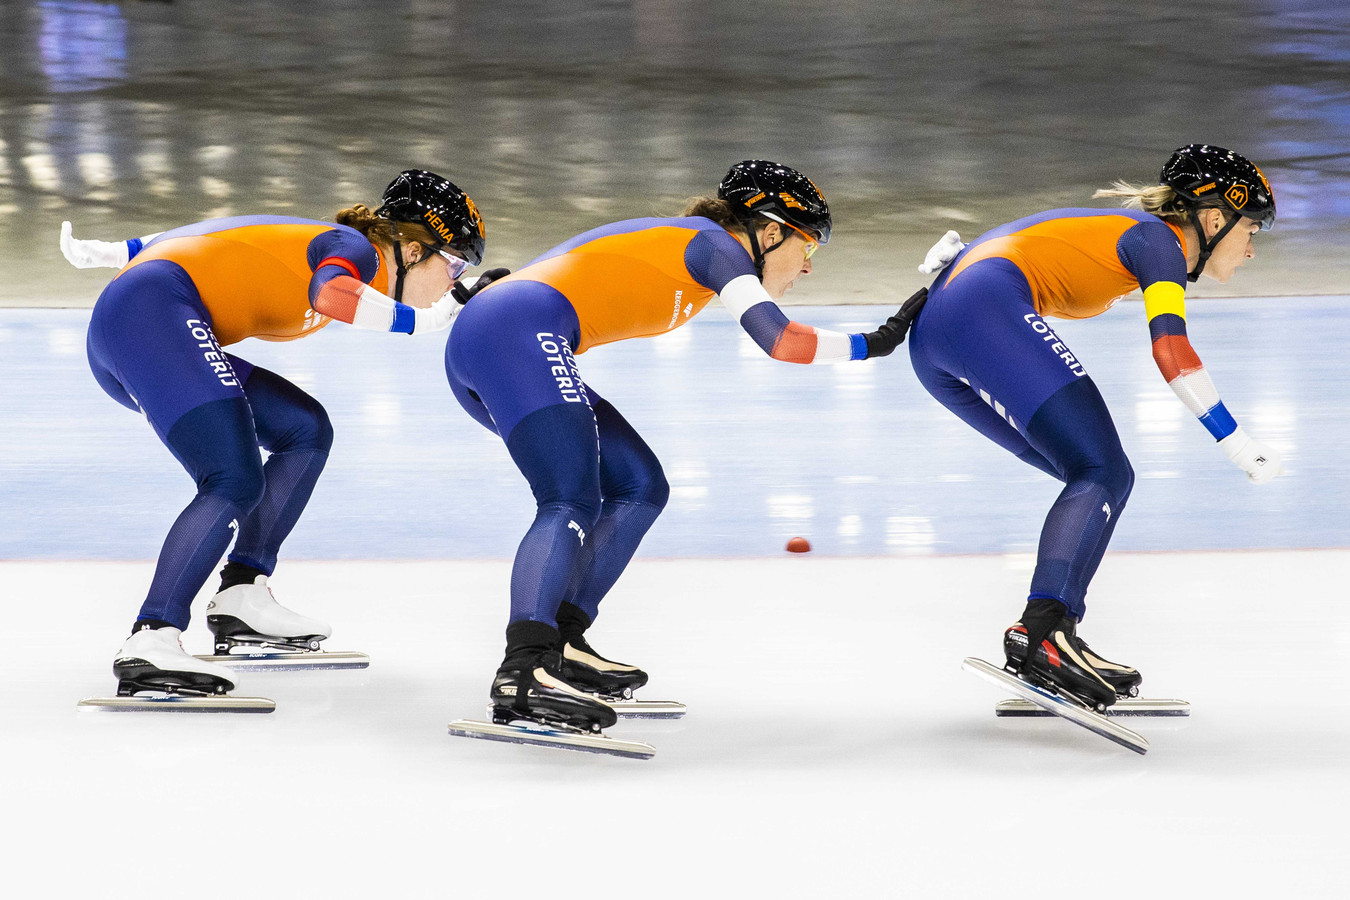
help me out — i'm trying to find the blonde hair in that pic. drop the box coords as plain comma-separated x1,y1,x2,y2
334,203,439,249
1092,181,1227,224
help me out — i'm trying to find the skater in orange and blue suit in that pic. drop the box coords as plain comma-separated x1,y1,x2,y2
65,170,487,696
445,160,923,733
908,145,1282,709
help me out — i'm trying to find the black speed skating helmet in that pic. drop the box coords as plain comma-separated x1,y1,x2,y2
376,169,485,265
1161,145,1276,231
718,160,832,243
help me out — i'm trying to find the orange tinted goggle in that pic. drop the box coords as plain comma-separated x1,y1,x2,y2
783,221,820,259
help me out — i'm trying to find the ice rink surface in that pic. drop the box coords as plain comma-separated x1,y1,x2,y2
4,300,1350,897
6,552,1348,898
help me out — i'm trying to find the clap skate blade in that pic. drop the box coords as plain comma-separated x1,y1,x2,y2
995,697,1189,717
448,717,656,759
603,699,686,719
962,658,1148,755
197,635,369,671
79,680,275,713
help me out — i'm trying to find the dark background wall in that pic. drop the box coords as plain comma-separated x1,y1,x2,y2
1,0,1346,303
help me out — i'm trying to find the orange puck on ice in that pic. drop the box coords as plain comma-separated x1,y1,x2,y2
786,536,811,553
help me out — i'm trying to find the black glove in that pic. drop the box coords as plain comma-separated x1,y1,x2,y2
450,267,511,305
862,287,928,358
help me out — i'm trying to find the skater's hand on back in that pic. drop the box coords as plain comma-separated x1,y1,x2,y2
451,267,511,304
1218,426,1283,484
863,287,928,358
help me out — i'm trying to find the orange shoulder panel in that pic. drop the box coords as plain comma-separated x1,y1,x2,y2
120,224,385,345
499,227,716,352
945,215,1143,320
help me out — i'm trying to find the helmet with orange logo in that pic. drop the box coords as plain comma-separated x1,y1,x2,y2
1160,145,1274,282
718,160,832,244
1160,145,1275,231
376,169,485,265
717,160,831,280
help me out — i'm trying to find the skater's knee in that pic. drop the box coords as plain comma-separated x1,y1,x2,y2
290,400,334,453
543,489,602,529
625,463,669,510
1092,449,1133,505
247,371,334,453
201,462,265,512
1063,445,1132,506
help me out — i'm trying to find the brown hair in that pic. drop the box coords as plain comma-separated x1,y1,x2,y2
1092,181,1225,225
681,196,764,236
334,203,440,249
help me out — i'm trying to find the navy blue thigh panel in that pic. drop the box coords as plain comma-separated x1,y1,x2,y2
87,259,252,442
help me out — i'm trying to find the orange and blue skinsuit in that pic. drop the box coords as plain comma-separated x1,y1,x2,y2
87,215,390,631
908,207,1235,620
444,215,866,634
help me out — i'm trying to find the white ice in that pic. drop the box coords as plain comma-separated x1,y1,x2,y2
5,550,1347,897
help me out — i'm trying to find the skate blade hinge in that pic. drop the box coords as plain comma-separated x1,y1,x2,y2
995,698,1189,718
78,695,276,713
962,657,1148,755
448,719,655,759
195,650,369,671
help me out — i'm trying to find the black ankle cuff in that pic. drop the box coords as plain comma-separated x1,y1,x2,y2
555,602,592,645
219,561,266,592
1018,597,1071,666
504,620,562,665
131,619,174,636
1022,597,1071,627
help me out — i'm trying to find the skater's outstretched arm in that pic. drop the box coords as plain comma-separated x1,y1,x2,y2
690,227,925,364
1120,220,1282,483
59,221,162,269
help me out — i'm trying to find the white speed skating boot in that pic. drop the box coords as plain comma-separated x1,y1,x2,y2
206,575,331,655
113,626,236,696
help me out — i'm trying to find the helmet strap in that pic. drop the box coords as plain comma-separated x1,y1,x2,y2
392,239,409,304
742,219,786,281
390,238,436,303
1188,209,1240,282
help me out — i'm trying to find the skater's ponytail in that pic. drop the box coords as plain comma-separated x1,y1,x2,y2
1093,182,1214,225
335,203,440,250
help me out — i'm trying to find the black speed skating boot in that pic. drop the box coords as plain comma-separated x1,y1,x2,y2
491,621,618,733
556,602,649,700
1003,599,1118,711
1075,636,1142,698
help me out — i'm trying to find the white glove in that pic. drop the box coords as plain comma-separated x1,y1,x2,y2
1218,426,1283,484
918,230,966,274
411,290,462,334
60,221,130,269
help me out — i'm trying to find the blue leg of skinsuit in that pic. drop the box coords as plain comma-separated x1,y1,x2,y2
558,397,669,623
87,260,265,631
447,281,600,629
909,258,1134,620
226,366,333,576
446,281,667,632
